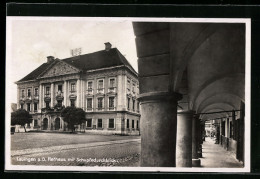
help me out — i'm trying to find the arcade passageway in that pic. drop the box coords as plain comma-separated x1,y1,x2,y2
133,21,247,168
200,137,243,168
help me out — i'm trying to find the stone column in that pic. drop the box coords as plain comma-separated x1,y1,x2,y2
76,79,80,107
64,80,67,106
81,80,85,109
176,110,193,167
39,84,42,111
138,92,182,167
219,119,222,145
197,120,203,158
192,115,201,167
226,118,230,138
50,83,54,107
42,85,45,108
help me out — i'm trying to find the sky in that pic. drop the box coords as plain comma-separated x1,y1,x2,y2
6,17,138,104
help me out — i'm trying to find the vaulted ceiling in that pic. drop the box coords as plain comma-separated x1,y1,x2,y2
133,22,245,121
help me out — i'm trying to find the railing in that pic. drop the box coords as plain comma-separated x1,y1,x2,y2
20,96,26,101
34,95,39,100
108,87,116,93
41,107,54,113
109,107,116,111
97,88,104,93
41,106,64,113
45,93,51,98
97,107,104,111
87,89,93,95
86,107,93,112
56,91,63,97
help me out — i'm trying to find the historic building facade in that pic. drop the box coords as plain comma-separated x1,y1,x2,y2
16,43,140,135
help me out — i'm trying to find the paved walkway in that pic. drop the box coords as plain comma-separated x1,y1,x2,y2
200,137,243,168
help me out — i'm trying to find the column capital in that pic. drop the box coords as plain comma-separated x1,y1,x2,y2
177,110,195,116
138,92,182,104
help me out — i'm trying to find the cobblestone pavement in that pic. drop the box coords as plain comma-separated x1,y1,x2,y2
11,133,141,167
11,132,139,150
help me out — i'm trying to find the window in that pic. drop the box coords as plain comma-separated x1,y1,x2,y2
21,90,25,97
34,119,38,127
137,120,139,129
34,103,38,111
86,119,92,128
137,101,140,112
27,89,31,97
98,80,104,89
20,104,23,109
132,83,135,93
46,87,50,95
98,98,103,110
109,119,114,129
45,102,50,108
88,81,93,90
87,98,92,109
133,99,135,111
127,79,131,90
109,97,115,109
109,78,115,88
27,103,31,111
58,85,62,92
127,119,129,129
127,97,130,110
98,119,102,128
132,120,135,128
70,100,75,107
57,100,62,107
34,88,38,96
71,83,76,92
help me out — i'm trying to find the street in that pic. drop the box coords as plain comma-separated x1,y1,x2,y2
11,132,141,166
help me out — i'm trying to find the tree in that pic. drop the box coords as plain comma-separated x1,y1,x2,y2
61,106,86,132
11,109,33,132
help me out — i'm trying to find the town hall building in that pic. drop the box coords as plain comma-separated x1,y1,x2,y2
15,42,140,135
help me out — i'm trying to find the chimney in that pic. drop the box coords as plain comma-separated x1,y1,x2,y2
47,56,55,63
104,42,112,51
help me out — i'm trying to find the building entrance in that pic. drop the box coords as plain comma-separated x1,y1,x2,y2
43,118,48,130
55,118,60,130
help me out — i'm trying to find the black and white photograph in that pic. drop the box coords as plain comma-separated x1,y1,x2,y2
5,17,251,172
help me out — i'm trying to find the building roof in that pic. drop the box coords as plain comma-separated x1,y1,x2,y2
17,60,57,82
17,48,137,83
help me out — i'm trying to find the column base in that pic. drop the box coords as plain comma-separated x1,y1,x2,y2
192,159,201,167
